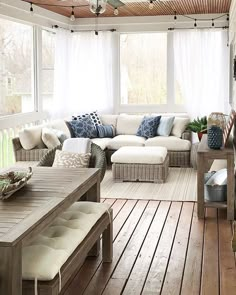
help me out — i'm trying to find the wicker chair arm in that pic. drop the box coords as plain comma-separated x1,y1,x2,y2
181,130,192,141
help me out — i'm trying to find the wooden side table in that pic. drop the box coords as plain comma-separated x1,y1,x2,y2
197,134,235,220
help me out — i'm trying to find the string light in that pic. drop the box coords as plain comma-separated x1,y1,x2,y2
149,0,154,10
174,11,177,20
212,19,214,27
114,7,119,16
227,14,229,21
194,19,197,27
70,6,75,21
30,2,34,15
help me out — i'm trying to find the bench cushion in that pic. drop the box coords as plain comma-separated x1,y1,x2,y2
111,146,167,164
22,202,110,281
107,135,146,150
145,136,191,151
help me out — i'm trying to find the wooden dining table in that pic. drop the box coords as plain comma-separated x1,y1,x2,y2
0,166,101,295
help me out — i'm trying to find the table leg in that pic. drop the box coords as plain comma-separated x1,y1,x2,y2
197,154,205,219
227,155,235,220
0,243,22,295
87,173,101,256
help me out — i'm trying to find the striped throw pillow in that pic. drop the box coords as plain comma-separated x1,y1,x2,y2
96,125,115,138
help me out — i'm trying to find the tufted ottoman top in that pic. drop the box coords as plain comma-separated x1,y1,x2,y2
111,146,168,164
22,202,110,281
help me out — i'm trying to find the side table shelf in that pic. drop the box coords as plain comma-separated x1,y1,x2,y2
197,134,235,220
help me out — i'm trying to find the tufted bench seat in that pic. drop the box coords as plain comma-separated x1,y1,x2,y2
22,202,113,295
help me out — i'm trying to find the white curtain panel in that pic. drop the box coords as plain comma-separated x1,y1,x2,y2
173,29,230,119
52,29,116,118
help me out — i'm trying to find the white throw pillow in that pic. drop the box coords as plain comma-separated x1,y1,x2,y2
19,126,43,150
171,117,190,138
52,150,91,168
42,128,61,149
206,169,227,186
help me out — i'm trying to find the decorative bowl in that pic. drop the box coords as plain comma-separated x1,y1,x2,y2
0,167,33,200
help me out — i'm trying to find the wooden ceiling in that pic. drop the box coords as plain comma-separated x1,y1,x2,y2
23,0,232,18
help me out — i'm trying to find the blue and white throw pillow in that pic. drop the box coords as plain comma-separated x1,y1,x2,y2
68,116,97,138
72,111,102,127
97,125,115,138
157,116,175,136
136,116,161,138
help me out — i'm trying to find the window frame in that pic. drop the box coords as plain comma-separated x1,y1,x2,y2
117,31,186,114
0,17,48,128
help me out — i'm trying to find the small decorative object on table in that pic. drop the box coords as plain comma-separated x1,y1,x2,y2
0,167,33,200
187,116,207,141
207,112,226,149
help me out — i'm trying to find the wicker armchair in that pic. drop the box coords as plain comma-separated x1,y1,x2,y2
37,143,107,182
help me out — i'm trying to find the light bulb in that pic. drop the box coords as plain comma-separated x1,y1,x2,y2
149,1,154,10
30,3,34,16
114,8,119,16
70,13,75,21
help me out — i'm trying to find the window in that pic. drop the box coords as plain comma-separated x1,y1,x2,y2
119,32,184,111
42,29,55,112
120,33,167,105
0,18,34,116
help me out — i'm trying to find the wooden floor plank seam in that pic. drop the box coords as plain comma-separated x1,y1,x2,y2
82,200,140,293
101,201,159,294
112,200,128,221
159,202,184,295
139,202,172,295
179,202,195,295
113,201,162,294
83,200,150,294
198,207,206,295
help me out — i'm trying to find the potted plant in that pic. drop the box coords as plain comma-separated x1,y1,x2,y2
187,116,208,141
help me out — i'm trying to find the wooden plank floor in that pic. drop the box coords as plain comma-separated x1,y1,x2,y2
63,199,236,295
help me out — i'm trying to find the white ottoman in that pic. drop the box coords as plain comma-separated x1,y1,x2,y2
111,146,169,183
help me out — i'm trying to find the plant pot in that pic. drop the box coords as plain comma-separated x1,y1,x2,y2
197,130,207,141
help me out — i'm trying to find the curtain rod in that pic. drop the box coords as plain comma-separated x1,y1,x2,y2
52,25,116,33
168,26,229,31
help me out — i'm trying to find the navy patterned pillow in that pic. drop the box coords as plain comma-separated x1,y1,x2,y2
136,116,161,138
72,111,101,127
68,116,97,138
96,125,115,138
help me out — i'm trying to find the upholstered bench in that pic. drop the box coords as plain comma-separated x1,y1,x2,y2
22,202,113,295
111,146,169,183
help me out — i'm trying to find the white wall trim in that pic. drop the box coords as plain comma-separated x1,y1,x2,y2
0,0,70,28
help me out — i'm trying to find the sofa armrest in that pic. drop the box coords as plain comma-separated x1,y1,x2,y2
181,130,191,141
12,138,49,162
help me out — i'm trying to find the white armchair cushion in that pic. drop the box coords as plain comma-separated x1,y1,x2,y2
107,135,146,150
42,128,61,149
91,138,111,150
145,136,191,151
19,126,44,150
62,138,91,154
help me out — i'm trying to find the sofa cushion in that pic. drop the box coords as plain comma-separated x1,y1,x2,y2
100,115,118,128
97,125,115,138
171,117,190,138
111,146,167,164
145,136,191,151
91,138,112,150
137,116,161,138
42,128,61,149
67,116,97,138
116,115,144,135
107,135,146,150
72,111,102,127
52,150,91,168
19,126,44,150
157,116,175,136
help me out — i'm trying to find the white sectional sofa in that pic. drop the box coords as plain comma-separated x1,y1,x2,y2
12,113,191,168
